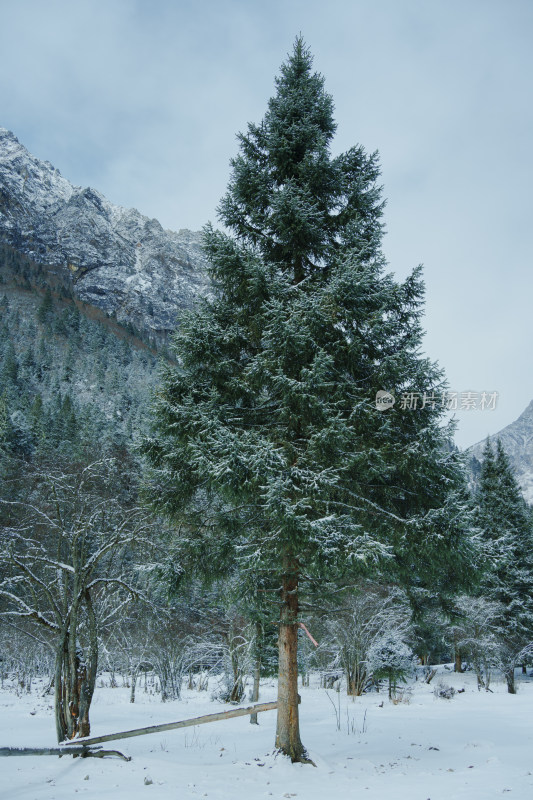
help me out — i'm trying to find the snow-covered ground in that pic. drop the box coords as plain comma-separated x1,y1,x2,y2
1,668,533,800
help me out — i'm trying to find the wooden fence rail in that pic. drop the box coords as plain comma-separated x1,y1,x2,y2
61,700,279,748
0,746,130,760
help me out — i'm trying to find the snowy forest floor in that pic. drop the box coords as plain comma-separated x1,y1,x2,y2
1,667,533,800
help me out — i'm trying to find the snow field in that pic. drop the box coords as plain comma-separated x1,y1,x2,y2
1,667,533,800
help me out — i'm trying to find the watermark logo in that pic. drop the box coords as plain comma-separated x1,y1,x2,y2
375,390,499,411
375,390,395,411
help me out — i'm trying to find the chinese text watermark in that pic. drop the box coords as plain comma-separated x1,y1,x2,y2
375,391,499,412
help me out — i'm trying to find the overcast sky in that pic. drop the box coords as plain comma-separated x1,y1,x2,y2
1,0,531,449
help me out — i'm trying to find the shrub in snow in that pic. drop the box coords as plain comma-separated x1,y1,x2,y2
434,681,456,700
451,595,502,691
318,584,412,696
367,632,414,699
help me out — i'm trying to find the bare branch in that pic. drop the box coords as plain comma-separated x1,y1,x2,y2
0,591,60,631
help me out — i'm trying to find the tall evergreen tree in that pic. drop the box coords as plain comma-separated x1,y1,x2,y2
144,39,472,762
1,341,19,387
475,438,533,692
37,287,54,324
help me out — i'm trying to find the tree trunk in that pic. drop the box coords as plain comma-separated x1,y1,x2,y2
78,590,98,737
453,630,463,673
130,668,139,703
54,594,98,742
66,597,80,739
250,621,262,725
228,629,245,703
54,631,69,743
346,663,366,696
275,554,311,763
505,667,516,694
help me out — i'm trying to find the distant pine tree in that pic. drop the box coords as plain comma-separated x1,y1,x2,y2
475,438,533,692
29,393,44,443
37,287,54,324
1,341,19,387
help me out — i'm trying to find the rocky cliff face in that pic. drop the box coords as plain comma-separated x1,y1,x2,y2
469,399,533,504
0,127,210,339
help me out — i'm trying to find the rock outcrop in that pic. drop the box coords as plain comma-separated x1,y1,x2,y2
0,127,209,339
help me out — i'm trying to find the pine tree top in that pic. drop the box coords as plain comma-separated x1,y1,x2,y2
217,37,384,284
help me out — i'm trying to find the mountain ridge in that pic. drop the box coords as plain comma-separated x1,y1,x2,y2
0,127,209,341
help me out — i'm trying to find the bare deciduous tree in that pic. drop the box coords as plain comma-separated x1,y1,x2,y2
0,459,152,741
319,584,411,696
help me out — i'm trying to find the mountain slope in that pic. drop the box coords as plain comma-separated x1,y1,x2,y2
469,399,533,504
0,128,209,341
0,280,159,461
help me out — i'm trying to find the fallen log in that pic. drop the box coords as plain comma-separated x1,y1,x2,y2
61,700,279,748
0,745,130,761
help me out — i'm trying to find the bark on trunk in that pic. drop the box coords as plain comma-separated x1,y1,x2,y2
505,668,516,694
228,629,244,703
78,590,98,737
453,630,463,673
54,593,98,742
250,622,262,725
54,631,69,743
346,663,367,696
275,554,312,763
130,668,139,704
67,596,79,739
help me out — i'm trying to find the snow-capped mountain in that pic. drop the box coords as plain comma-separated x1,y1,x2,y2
469,399,533,504
0,128,209,339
